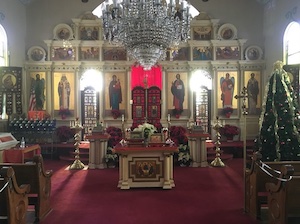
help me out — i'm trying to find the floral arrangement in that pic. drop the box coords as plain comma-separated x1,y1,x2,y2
169,126,191,166
169,125,188,145
133,123,157,139
104,147,118,167
220,124,239,137
172,108,183,118
111,109,121,119
106,126,123,147
222,107,233,118
153,122,163,133
55,125,75,142
176,144,192,167
58,108,71,119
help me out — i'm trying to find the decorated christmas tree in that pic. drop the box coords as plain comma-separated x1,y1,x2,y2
254,61,300,161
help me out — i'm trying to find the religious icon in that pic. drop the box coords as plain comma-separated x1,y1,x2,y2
171,73,185,115
2,73,16,89
58,74,71,110
220,73,235,108
109,75,122,111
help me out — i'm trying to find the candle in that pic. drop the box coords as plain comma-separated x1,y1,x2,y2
167,114,170,122
122,114,124,122
130,100,133,105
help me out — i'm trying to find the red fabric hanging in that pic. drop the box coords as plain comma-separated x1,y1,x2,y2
130,65,162,90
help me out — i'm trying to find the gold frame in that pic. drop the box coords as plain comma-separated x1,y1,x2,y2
150,133,163,143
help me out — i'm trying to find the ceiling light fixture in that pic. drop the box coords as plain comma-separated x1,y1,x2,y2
101,0,191,70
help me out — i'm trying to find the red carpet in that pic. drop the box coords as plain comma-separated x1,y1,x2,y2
40,158,259,224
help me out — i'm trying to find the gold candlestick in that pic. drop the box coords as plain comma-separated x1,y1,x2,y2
211,116,225,167
69,118,85,170
235,86,248,212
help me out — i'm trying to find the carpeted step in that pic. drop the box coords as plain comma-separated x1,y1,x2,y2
59,155,89,162
207,153,234,162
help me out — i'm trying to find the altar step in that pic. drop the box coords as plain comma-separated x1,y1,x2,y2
207,148,234,162
56,141,90,162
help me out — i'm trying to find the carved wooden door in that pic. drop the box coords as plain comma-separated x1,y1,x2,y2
81,86,99,134
132,86,146,125
193,86,211,133
147,86,161,125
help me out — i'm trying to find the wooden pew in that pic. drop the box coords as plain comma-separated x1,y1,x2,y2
266,164,300,224
0,154,53,222
0,166,30,224
245,151,300,220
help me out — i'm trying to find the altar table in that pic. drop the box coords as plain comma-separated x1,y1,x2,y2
114,145,178,190
1,144,41,163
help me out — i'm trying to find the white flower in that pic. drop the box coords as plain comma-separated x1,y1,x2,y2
133,123,157,136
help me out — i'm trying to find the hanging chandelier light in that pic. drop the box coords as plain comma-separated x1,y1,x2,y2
102,0,191,70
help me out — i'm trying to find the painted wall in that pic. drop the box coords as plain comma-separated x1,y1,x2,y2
262,0,300,77
0,0,26,66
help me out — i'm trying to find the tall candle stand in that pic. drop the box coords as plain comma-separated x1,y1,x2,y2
235,86,248,212
211,116,225,167
69,118,85,170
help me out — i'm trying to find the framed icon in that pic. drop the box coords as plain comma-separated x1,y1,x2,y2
28,46,46,62
244,71,261,115
245,46,263,60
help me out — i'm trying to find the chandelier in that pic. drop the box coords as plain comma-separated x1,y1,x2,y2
102,0,191,70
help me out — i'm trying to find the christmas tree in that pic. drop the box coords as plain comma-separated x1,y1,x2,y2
255,61,300,161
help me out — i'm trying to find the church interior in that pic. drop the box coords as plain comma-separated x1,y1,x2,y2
0,0,300,223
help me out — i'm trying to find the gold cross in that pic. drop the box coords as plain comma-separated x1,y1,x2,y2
234,86,248,116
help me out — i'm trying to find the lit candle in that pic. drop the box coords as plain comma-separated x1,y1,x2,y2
167,114,170,122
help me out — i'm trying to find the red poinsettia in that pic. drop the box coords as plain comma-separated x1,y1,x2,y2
169,126,188,145
111,109,121,119
222,107,233,118
223,107,233,118
220,124,239,137
106,126,123,147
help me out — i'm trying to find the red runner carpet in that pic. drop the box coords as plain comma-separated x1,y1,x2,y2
40,158,259,224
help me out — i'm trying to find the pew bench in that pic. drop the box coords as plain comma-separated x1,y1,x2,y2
0,154,53,222
245,152,300,220
266,164,300,224
0,166,30,224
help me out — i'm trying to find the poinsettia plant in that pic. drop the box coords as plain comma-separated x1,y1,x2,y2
169,126,188,145
58,108,71,119
220,124,239,137
55,125,75,142
222,107,233,118
106,126,123,147
111,109,121,119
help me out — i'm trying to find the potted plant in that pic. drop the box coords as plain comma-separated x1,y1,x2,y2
58,108,71,119
104,147,118,168
220,124,239,141
176,144,192,167
55,125,75,143
222,107,233,118
111,109,121,119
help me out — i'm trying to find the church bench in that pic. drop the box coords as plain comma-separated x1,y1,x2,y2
0,166,30,224
265,164,300,224
245,152,300,220
0,154,53,222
